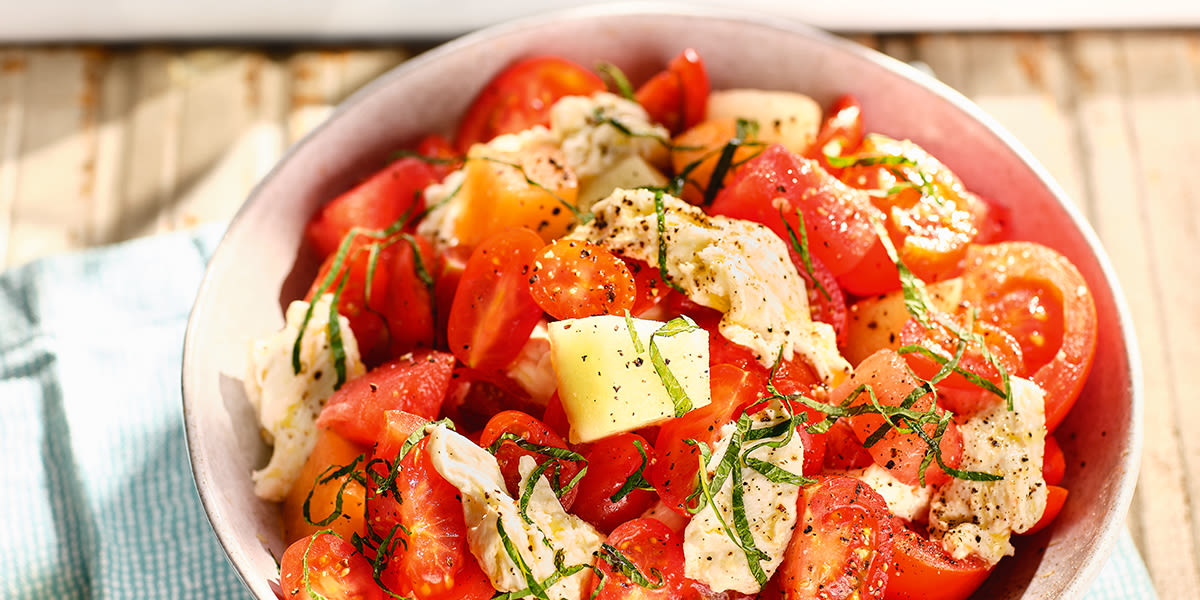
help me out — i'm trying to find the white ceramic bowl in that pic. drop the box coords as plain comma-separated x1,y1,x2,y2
182,5,1142,599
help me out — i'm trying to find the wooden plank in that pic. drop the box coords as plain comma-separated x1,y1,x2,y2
1104,30,1200,596
0,49,25,267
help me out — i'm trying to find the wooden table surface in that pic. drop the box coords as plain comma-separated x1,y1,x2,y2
0,32,1195,598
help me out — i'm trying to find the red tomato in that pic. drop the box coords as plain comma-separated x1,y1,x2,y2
280,532,382,600
587,518,691,600
776,476,894,600
786,243,848,346
831,350,964,487
835,137,991,296
529,239,637,320
1023,485,1068,536
440,367,542,434
432,244,472,345
367,438,495,600
372,410,430,461
898,311,1025,418
541,392,572,440
958,242,1097,431
884,522,992,600
383,234,440,358
804,94,865,172
306,237,393,361
447,228,546,371
305,157,439,259
823,419,874,471
454,56,605,152
648,364,765,515
634,48,710,135
571,433,660,533
479,411,584,510
710,144,882,277
317,350,455,446
414,133,462,179
1043,434,1066,486
622,258,669,315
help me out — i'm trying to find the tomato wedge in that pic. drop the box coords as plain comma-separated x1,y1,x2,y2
804,94,865,172
587,518,692,599
455,56,605,152
958,242,1097,431
776,476,895,600
529,239,637,320
447,227,546,371
479,411,584,510
884,522,992,600
571,433,660,533
1043,434,1066,486
1022,485,1068,536
280,532,382,600
634,48,710,135
305,237,393,361
316,350,455,446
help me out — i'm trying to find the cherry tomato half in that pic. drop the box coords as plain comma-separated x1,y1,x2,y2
280,532,382,600
634,48,710,135
529,239,637,320
479,411,583,510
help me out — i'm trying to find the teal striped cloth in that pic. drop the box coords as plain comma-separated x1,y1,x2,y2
0,226,1158,599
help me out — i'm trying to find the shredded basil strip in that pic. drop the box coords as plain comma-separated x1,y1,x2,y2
325,270,350,388
825,153,918,169
302,454,368,527
780,207,832,301
610,440,655,502
869,215,932,328
895,344,1006,399
291,229,357,382
474,155,589,224
729,465,771,586
702,118,759,205
648,316,701,416
599,543,665,589
652,190,686,294
300,529,336,600
596,62,636,100
623,309,645,354
518,459,559,525
486,432,588,497
495,516,551,600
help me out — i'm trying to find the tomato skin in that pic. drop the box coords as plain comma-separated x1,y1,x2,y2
454,56,605,152
283,429,371,545
529,239,637,320
447,228,546,371
648,363,765,516
884,522,992,600
958,242,1097,431
479,411,583,510
804,94,865,172
305,158,439,259
280,532,382,600
384,234,440,358
623,258,669,315
571,433,660,533
587,518,692,600
785,243,848,346
1023,485,1068,536
306,238,393,361
832,350,963,487
777,476,894,600
415,134,462,179
316,350,456,446
710,144,881,277
635,48,710,135
823,419,874,471
1043,434,1066,486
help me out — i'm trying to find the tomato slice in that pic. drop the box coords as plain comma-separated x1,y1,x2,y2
383,234,440,358
1043,434,1066,486
776,476,894,600
305,157,438,259
832,350,963,487
316,350,456,446
367,438,495,600
447,227,546,371
822,420,874,471
587,518,691,599
958,242,1097,431
479,411,584,510
414,133,462,180
634,48,710,135
884,522,993,600
622,258,669,315
305,237,393,361
282,429,370,545
280,532,382,600
1022,485,1068,536
647,363,765,515
804,94,865,172
529,239,637,320
571,433,660,533
454,56,605,152
710,144,881,277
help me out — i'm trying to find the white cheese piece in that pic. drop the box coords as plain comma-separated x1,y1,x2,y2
550,92,670,180
244,294,366,501
928,377,1049,565
505,320,557,407
683,402,805,594
568,189,851,386
548,314,711,443
841,463,934,522
426,425,604,600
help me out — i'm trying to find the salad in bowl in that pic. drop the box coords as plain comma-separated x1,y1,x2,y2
182,7,1140,600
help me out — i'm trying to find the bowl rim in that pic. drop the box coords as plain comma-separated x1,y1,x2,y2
182,3,1144,597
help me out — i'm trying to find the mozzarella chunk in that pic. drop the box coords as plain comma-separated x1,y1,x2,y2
244,294,366,501
426,425,604,600
550,92,670,180
505,320,558,406
928,377,1049,565
548,314,710,443
569,189,851,385
683,403,805,594
843,463,934,522
416,167,467,249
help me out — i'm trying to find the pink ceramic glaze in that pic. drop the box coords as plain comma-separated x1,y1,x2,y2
182,5,1141,599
